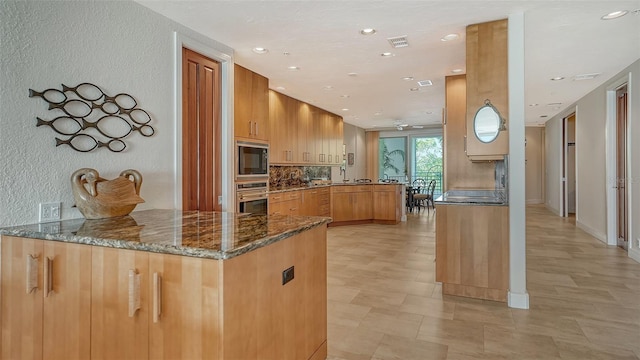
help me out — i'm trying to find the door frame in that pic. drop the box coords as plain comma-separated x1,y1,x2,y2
605,73,632,247
173,32,234,211
562,113,576,217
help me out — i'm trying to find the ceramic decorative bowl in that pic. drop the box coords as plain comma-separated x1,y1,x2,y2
71,168,144,219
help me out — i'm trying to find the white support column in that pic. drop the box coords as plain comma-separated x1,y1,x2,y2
507,12,530,309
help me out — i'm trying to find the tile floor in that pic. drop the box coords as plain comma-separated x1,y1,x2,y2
325,205,640,360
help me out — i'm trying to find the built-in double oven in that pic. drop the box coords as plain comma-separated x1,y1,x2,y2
235,140,269,214
236,181,268,215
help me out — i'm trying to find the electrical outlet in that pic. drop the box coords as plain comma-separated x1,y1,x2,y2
39,202,61,222
282,266,295,285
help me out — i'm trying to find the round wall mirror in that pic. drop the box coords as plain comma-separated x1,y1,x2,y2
473,100,504,143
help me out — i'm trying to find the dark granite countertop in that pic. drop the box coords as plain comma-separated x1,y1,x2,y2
0,209,331,260
268,182,402,194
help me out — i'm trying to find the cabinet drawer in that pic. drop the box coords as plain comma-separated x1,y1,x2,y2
373,185,398,192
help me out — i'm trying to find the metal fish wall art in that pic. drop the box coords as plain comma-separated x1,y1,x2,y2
29,82,155,153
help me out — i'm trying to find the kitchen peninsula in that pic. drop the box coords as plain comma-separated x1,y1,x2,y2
0,210,330,360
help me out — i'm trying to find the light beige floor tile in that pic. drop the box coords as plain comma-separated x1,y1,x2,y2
370,334,448,360
483,325,562,359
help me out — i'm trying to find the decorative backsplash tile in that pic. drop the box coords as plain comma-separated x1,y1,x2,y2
269,166,331,188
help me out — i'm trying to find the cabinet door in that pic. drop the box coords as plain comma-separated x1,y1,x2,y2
91,247,149,360
331,192,353,221
373,190,395,221
235,65,269,141
1,236,43,360
42,242,92,360
298,103,313,163
148,253,220,360
269,91,291,163
352,191,373,220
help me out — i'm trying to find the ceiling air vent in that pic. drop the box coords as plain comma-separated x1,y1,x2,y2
573,73,600,81
387,36,409,48
417,80,433,87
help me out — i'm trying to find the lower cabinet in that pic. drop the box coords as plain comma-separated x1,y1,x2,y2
1,236,92,360
331,184,402,225
372,185,403,223
269,191,301,216
1,227,327,360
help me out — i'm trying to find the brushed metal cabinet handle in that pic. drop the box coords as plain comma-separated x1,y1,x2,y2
153,272,162,323
44,257,53,297
248,121,253,135
26,254,39,294
128,269,141,317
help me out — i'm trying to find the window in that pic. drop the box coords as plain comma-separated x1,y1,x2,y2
411,136,443,196
378,137,406,182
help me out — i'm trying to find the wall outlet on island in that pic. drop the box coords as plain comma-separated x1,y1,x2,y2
39,202,61,222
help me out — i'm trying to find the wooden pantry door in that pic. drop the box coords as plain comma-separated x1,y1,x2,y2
182,48,222,211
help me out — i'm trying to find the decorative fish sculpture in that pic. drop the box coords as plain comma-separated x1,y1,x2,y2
36,116,82,136
82,116,133,139
61,83,105,102
29,88,67,104
104,93,137,110
55,134,126,152
48,99,92,118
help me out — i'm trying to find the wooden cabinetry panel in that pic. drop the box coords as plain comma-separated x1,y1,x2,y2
148,253,219,360
465,19,509,160
373,185,402,223
91,247,149,360
235,64,269,141
1,237,43,360
435,204,509,302
0,237,91,360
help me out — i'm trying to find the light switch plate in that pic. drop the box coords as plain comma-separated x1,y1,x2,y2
39,202,61,222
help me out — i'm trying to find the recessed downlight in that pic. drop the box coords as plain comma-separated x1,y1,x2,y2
410,87,419,92
451,68,463,74
381,52,395,57
360,28,376,35
374,111,382,116
441,33,460,41
551,76,565,81
529,103,539,107
323,85,334,91
340,94,350,98
348,72,358,77
342,108,349,111
275,86,286,91
402,76,414,81
252,47,268,54
287,66,300,71
601,10,628,20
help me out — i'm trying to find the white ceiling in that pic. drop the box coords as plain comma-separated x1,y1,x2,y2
137,1,640,130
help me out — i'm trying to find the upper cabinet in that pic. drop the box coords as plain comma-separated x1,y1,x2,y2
234,64,269,141
269,90,343,166
465,19,509,161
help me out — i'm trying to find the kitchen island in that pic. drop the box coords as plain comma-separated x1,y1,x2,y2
435,190,509,302
0,210,330,360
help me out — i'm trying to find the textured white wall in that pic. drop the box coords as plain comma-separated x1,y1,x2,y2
544,116,562,216
0,1,232,226
525,126,544,204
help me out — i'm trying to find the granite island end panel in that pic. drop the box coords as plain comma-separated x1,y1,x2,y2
0,209,331,260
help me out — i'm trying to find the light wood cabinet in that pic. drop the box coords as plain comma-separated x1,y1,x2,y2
1,236,91,360
435,204,509,302
331,185,373,222
269,191,301,216
465,19,509,160
372,185,402,224
235,64,269,141
91,247,150,360
269,90,343,165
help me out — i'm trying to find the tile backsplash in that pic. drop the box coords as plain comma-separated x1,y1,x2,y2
269,166,331,188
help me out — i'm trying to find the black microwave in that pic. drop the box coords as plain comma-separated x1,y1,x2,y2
237,141,269,179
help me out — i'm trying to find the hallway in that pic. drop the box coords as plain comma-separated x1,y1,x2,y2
326,205,640,359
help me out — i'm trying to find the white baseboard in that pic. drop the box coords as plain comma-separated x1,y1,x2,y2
630,247,640,264
526,199,544,204
576,220,607,244
508,291,530,309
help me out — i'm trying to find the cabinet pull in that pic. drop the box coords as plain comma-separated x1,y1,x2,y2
44,257,53,297
153,272,162,323
255,122,258,136
128,269,141,317
26,254,39,294
248,121,253,135
329,154,332,163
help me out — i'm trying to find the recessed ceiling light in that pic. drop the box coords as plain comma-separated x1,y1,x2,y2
441,33,460,41
601,10,628,20
417,80,432,87
380,52,395,57
252,47,268,54
360,28,376,35
540,115,548,118
529,103,539,107
340,94,350,98
323,85,334,91
426,111,433,114
451,69,463,74
287,66,300,71
348,72,358,77
550,76,565,81
275,86,286,91
547,102,562,106
283,51,290,56
374,111,382,116
410,87,419,92
402,76,414,81
342,108,349,111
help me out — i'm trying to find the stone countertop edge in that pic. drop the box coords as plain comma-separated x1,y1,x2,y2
0,213,332,261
